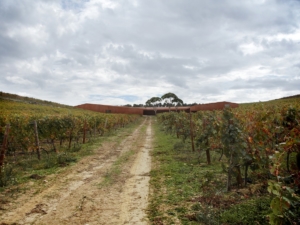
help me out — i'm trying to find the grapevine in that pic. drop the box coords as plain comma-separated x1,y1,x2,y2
157,97,300,224
0,99,140,186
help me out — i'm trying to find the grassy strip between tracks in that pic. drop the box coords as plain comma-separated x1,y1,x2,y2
99,118,148,188
148,118,272,225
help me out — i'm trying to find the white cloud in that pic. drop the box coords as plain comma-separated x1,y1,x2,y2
239,43,264,55
6,76,34,85
7,24,49,45
226,66,272,80
265,29,300,42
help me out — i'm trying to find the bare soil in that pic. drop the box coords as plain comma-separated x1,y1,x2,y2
0,116,152,225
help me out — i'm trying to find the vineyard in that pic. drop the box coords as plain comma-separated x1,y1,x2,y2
152,97,300,224
1,93,300,224
0,98,140,188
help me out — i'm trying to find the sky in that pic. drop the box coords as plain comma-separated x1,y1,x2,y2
0,0,300,106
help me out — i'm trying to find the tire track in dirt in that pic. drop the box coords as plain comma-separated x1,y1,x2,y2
120,117,152,224
0,116,152,225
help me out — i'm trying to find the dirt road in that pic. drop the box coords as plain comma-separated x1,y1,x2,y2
0,116,152,225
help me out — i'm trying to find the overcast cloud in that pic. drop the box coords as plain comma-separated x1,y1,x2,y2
0,0,300,106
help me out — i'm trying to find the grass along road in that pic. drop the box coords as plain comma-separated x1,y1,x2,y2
148,117,272,225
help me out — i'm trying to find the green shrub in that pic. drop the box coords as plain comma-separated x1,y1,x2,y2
57,153,77,166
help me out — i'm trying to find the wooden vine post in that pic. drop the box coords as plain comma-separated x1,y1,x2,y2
33,121,41,160
206,147,211,165
83,120,86,144
104,118,108,129
189,112,195,152
68,131,73,149
0,124,10,173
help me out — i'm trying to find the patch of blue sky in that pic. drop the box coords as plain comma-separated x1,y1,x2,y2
89,94,105,100
117,95,139,102
61,0,89,12
89,95,138,102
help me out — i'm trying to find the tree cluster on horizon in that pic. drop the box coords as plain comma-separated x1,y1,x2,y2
123,92,198,109
144,92,184,114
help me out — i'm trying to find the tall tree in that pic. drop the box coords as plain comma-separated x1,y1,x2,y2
145,97,162,115
161,92,183,112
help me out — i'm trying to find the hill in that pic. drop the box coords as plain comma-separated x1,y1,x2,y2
278,94,300,100
0,91,72,109
1,91,299,111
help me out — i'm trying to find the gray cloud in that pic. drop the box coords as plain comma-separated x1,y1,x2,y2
0,0,299,106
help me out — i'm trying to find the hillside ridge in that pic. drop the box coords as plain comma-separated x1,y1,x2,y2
1,91,299,108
